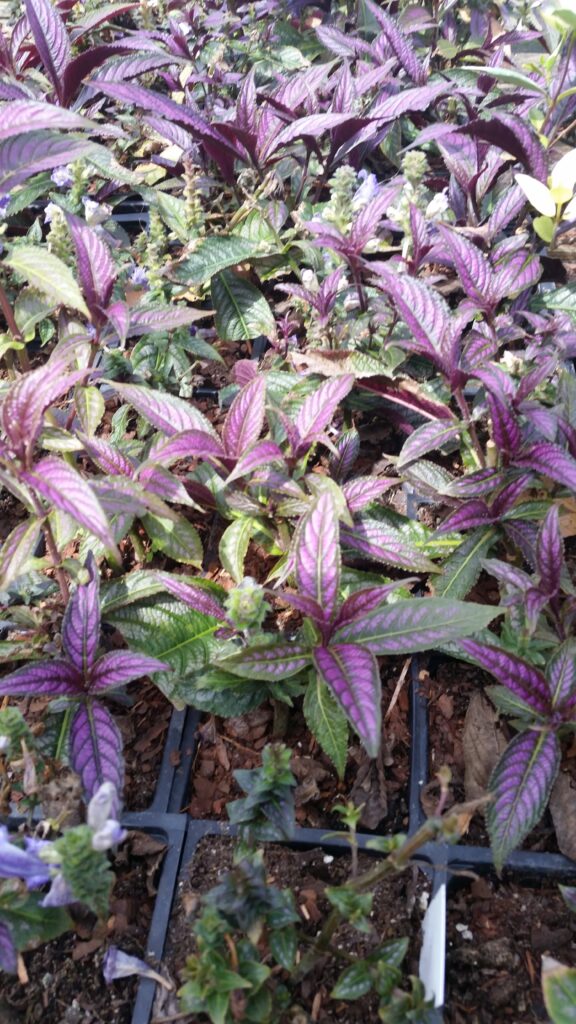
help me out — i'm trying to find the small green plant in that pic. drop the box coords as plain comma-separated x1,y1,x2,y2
178,742,449,1024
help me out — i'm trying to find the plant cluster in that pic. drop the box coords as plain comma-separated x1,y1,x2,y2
0,0,576,997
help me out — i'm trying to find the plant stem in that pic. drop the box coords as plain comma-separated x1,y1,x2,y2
0,280,29,371
272,698,289,737
30,495,69,603
454,387,486,468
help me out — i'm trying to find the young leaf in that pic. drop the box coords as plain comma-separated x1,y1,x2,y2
459,640,551,715
313,643,381,758
435,225,493,308
22,458,118,557
219,644,311,681
219,518,254,584
222,377,266,458
5,246,89,316
546,642,576,712
333,598,497,653
65,213,116,321
537,505,563,596
303,670,348,779
62,553,100,675
294,491,341,624
89,651,169,691
293,375,354,453
69,701,124,801
111,382,217,438
487,729,560,872
24,0,71,103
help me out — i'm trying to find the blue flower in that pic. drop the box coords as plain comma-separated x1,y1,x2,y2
0,828,52,888
0,194,10,219
129,266,149,288
51,166,74,188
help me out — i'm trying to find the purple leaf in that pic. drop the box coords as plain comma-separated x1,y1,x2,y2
0,921,17,974
0,101,93,140
62,553,100,675
514,443,576,491
333,598,497,653
435,501,492,534
459,640,551,715
69,702,124,802
487,183,527,237
487,730,560,872
0,133,96,194
111,382,217,438
153,573,226,621
104,301,130,345
491,251,542,302
371,82,450,122
536,505,563,596
276,590,325,625
443,468,506,499
0,519,42,591
146,430,225,466
503,520,539,569
342,521,436,571
89,651,169,692
371,265,451,371
435,225,493,308
464,113,547,182
341,476,396,514
65,213,116,320
491,474,532,516
0,659,80,696
398,421,461,467
126,305,210,337
294,492,341,624
294,375,354,454
264,112,364,159
546,642,576,712
487,393,521,456
364,0,427,84
223,377,266,458
329,428,360,482
81,435,135,478
313,644,381,757
1,358,88,457
24,0,70,103
334,581,418,631
225,441,285,484
220,643,311,681
22,458,118,557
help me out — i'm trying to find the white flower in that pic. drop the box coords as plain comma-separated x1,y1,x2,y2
425,190,450,221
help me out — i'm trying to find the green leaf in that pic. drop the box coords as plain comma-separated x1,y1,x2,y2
459,65,546,94
154,191,188,242
269,926,298,970
219,518,254,583
534,216,555,243
435,527,497,599
14,288,56,337
212,270,275,341
5,246,89,316
303,671,348,779
206,990,232,1024
533,283,576,321
542,957,576,1023
331,961,372,1000
141,512,203,566
0,892,70,950
171,236,262,285
75,386,105,436
219,643,311,681
185,669,266,715
54,825,113,919
107,595,221,704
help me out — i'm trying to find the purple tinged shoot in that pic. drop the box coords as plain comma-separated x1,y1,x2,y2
536,505,563,597
293,375,354,454
62,552,100,676
222,376,266,458
153,573,227,622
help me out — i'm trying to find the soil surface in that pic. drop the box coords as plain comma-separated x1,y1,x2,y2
186,656,412,833
159,834,430,1023
1,829,166,1024
445,873,576,1022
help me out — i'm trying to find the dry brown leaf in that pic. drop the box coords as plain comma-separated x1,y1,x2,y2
549,770,576,860
462,692,507,802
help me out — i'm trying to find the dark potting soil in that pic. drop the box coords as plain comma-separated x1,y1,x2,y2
186,656,412,833
1,829,166,1024
445,874,576,1022
159,834,430,1024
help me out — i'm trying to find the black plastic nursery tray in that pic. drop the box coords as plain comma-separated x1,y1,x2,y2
129,662,576,1024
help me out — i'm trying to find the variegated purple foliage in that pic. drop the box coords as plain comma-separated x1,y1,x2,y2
221,489,496,758
0,554,168,804
460,635,576,869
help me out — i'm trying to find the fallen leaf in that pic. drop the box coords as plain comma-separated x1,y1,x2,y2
462,692,507,802
549,770,576,860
